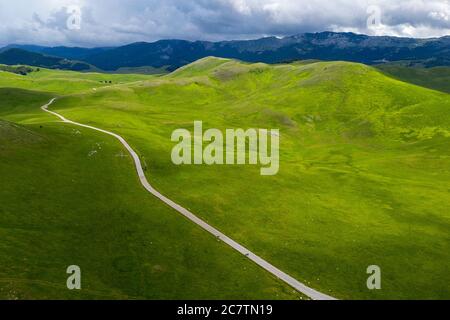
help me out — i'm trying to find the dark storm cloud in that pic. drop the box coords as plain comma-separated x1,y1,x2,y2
0,0,449,47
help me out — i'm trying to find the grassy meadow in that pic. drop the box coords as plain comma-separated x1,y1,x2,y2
0,65,153,95
0,59,449,299
0,77,302,300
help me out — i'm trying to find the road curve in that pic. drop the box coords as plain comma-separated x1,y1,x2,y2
41,98,337,301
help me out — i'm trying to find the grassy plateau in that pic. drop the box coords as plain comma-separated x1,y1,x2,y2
0,59,449,299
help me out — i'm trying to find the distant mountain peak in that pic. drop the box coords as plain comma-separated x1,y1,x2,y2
1,31,449,71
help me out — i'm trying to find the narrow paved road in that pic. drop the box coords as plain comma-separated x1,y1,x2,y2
42,98,337,300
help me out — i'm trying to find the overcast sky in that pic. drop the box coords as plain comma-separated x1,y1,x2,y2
0,0,449,47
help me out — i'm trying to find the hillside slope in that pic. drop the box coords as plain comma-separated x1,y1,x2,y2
377,63,450,93
50,58,450,299
0,87,302,299
0,66,152,95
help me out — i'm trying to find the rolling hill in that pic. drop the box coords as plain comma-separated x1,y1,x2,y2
0,84,302,300
1,44,112,61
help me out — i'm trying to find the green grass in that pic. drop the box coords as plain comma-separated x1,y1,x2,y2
0,88,303,300
1,58,449,299
376,63,450,94
0,65,155,95
113,66,169,75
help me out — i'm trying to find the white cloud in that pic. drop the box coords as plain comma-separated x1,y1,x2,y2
0,0,449,47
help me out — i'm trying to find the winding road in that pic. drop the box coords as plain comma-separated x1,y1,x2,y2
41,98,337,301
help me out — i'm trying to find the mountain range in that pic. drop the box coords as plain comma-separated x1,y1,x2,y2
1,31,449,72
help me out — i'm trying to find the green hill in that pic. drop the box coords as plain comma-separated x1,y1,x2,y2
1,58,449,299
0,87,301,300
376,63,450,94
0,65,154,95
